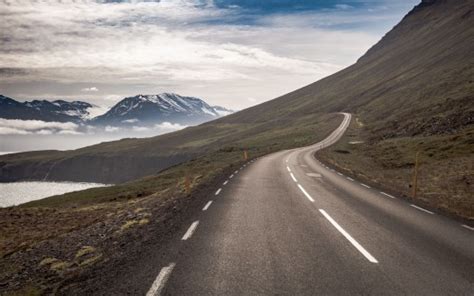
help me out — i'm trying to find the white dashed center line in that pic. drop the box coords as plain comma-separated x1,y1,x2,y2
182,221,199,240
346,177,354,181
360,183,371,189
229,174,234,179
319,209,378,264
380,192,395,199
202,201,213,211
223,180,228,185
290,172,297,182
215,188,222,195
410,204,434,215
286,166,291,172
337,172,343,176
297,184,315,202
146,262,176,296
462,224,474,231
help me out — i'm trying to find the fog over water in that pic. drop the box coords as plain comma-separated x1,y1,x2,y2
1,134,125,152
0,128,182,153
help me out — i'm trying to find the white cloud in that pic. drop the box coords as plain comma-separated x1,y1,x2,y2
0,127,31,135
58,130,83,135
154,122,187,131
214,109,232,117
132,126,150,132
0,0,418,110
335,4,353,10
104,125,120,132
36,129,54,135
104,95,123,102
86,105,109,118
81,87,99,92
122,118,139,123
0,119,80,135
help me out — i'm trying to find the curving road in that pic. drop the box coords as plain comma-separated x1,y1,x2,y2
119,113,474,295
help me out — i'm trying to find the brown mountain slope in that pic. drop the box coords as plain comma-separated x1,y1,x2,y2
0,0,473,216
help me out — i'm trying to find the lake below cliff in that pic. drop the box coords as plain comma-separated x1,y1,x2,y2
0,181,109,207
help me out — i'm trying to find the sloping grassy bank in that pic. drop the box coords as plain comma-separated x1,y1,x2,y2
317,115,474,221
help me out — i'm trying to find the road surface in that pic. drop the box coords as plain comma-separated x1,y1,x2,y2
117,113,474,295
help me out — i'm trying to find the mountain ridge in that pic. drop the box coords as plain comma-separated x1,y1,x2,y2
92,93,224,126
0,93,233,128
0,95,96,123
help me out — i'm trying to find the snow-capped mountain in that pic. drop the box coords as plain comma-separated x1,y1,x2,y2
0,95,99,123
92,93,229,126
0,93,233,129
212,105,234,117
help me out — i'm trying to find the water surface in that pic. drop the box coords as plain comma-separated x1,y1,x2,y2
0,181,109,207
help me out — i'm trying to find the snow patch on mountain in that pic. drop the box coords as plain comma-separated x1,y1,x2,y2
212,106,235,117
93,93,230,126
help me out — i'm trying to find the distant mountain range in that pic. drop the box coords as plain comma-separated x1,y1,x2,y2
92,93,232,126
0,95,97,123
0,93,233,127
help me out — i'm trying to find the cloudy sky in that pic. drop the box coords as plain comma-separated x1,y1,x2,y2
0,0,418,110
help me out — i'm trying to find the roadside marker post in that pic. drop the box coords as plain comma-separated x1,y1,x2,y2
412,151,420,199
184,175,191,194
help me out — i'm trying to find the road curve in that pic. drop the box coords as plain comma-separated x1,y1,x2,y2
114,113,474,295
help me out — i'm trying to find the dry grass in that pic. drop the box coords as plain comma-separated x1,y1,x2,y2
318,117,474,220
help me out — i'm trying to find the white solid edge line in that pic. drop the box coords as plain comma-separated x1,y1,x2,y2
223,180,228,185
297,184,315,202
290,172,297,182
360,183,371,189
182,220,200,240
202,200,213,211
319,209,378,263
146,262,176,296
287,166,291,172
346,177,354,181
380,192,395,199
215,188,222,195
461,224,474,231
410,204,434,215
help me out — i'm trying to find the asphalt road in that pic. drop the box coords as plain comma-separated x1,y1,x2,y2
124,113,474,295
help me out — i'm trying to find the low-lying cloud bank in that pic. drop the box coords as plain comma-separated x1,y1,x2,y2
0,118,187,136
0,119,80,135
